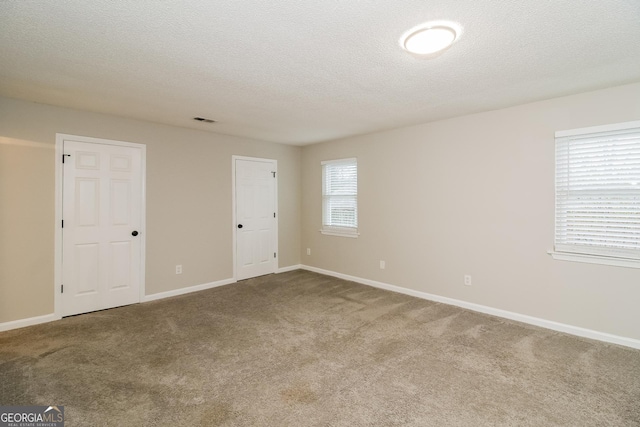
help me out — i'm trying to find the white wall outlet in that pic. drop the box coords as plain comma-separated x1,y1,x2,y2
464,275,472,286
176,265,182,275
306,248,311,256
380,260,386,269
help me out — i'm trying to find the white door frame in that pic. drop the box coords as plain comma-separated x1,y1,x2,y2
232,155,278,280
54,134,146,318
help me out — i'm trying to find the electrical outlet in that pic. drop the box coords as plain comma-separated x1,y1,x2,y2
380,260,386,269
306,248,311,256
464,275,471,286
176,265,182,275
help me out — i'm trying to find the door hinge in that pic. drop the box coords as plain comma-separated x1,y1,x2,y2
274,252,277,258
271,171,276,178
273,212,276,218
61,284,64,293
61,219,64,228
62,154,71,163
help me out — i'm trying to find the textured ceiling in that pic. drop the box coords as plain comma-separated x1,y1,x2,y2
1,1,639,145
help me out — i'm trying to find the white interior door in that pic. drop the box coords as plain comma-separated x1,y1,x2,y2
62,138,143,316
235,157,277,280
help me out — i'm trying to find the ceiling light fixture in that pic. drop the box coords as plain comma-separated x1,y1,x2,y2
401,22,461,56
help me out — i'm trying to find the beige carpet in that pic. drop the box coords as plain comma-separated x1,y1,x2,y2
1,270,639,426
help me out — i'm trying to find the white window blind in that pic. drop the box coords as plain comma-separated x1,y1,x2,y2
322,158,358,236
555,122,640,261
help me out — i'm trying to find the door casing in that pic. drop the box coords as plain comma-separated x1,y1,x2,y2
54,134,146,318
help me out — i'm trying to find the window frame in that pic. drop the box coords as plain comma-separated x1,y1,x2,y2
321,157,359,238
550,120,640,269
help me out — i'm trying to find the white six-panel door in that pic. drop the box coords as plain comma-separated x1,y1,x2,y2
235,157,277,280
62,138,143,316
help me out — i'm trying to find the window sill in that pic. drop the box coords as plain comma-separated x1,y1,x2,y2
320,229,359,238
547,250,640,269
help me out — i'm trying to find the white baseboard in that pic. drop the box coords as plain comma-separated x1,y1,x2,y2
300,265,640,350
277,264,302,274
0,278,237,333
4,268,638,350
142,277,236,302
0,313,61,333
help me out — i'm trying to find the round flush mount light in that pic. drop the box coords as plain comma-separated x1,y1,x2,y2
401,22,461,56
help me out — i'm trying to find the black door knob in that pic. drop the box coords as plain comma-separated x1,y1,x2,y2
132,230,139,236
237,224,243,229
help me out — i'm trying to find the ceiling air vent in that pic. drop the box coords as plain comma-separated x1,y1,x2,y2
193,117,216,123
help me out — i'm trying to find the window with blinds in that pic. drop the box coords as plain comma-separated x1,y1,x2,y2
554,121,640,263
322,158,358,237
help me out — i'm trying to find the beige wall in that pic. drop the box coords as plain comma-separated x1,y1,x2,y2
3,83,640,341
301,83,640,341
0,96,301,323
